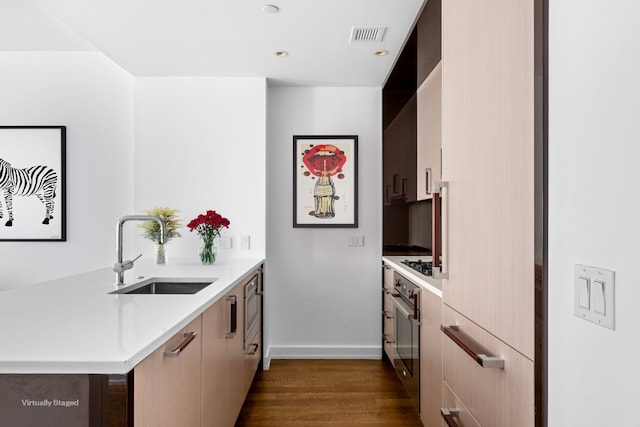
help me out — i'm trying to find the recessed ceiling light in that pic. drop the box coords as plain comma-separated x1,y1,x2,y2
263,4,279,13
274,50,288,57
373,49,389,56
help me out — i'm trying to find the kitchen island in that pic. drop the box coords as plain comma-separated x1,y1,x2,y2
0,258,264,427
0,258,263,374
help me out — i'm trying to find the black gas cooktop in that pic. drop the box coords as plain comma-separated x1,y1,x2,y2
401,259,433,277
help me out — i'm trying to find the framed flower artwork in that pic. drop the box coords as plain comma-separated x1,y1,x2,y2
0,126,66,241
293,135,358,228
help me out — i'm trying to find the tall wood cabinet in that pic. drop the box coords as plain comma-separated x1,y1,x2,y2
437,0,539,425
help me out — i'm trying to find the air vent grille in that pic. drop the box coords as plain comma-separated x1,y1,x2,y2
350,27,387,42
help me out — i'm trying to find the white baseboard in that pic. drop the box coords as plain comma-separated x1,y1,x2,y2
262,345,382,370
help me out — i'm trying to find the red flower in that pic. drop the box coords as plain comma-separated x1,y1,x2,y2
187,210,230,239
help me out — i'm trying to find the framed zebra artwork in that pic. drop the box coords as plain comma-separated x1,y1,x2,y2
0,126,66,241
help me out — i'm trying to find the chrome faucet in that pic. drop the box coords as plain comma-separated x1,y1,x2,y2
114,215,166,287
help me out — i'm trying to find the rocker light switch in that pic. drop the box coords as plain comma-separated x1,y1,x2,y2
574,265,615,330
593,280,606,315
577,276,590,310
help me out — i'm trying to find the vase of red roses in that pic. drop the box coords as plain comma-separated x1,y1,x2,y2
187,210,230,265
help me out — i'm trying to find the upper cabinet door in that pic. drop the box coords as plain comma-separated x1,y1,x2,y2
416,61,442,201
441,0,536,359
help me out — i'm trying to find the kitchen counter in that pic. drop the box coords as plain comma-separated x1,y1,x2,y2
0,258,263,374
382,256,442,298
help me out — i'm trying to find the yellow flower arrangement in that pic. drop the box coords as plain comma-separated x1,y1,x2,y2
139,206,182,244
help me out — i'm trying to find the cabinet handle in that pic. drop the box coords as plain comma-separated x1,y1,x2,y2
390,293,419,321
382,334,395,344
425,168,432,195
441,408,461,427
441,325,505,369
247,343,259,355
382,310,394,320
163,332,197,358
432,181,449,279
226,295,237,338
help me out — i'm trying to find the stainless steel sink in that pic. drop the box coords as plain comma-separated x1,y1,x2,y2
110,278,217,295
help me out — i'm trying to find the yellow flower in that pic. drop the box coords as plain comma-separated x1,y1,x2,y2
139,207,183,243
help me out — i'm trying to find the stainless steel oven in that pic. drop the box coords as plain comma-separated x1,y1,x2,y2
390,271,420,410
244,274,261,350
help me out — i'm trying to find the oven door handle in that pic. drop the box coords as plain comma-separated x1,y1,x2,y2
390,293,418,321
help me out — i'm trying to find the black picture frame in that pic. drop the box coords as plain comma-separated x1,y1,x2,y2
293,135,358,228
0,126,66,241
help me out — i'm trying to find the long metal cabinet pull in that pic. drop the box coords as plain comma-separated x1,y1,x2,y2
440,408,461,427
226,295,237,338
425,168,432,195
441,325,505,369
432,181,449,279
163,332,197,357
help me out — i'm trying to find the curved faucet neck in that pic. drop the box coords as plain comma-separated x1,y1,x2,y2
115,215,167,286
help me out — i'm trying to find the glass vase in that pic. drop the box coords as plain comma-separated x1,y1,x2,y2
199,236,217,265
155,243,167,265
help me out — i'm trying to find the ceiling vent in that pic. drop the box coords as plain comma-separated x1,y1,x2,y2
349,27,387,42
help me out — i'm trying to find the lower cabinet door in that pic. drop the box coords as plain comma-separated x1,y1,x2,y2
419,289,442,427
442,305,534,427
442,381,482,427
382,265,396,361
202,298,232,427
134,316,202,427
243,328,262,393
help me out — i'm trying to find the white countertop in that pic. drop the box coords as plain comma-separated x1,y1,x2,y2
0,258,263,375
382,256,442,298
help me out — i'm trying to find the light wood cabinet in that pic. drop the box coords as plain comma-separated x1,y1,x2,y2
419,287,442,427
201,297,232,427
382,266,395,362
226,281,247,422
442,306,534,427
442,381,482,427
135,267,263,427
134,316,202,427
441,0,535,359
202,271,262,427
437,0,538,424
416,61,442,201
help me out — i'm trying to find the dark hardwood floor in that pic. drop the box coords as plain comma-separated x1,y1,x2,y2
235,359,424,427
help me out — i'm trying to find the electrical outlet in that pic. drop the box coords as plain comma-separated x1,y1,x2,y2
240,235,250,250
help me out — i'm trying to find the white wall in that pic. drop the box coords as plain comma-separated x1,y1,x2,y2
0,52,134,289
133,77,266,261
548,1,640,425
265,86,382,363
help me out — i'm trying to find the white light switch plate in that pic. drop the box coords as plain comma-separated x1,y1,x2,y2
348,236,364,246
574,264,615,330
218,237,232,249
240,235,250,250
